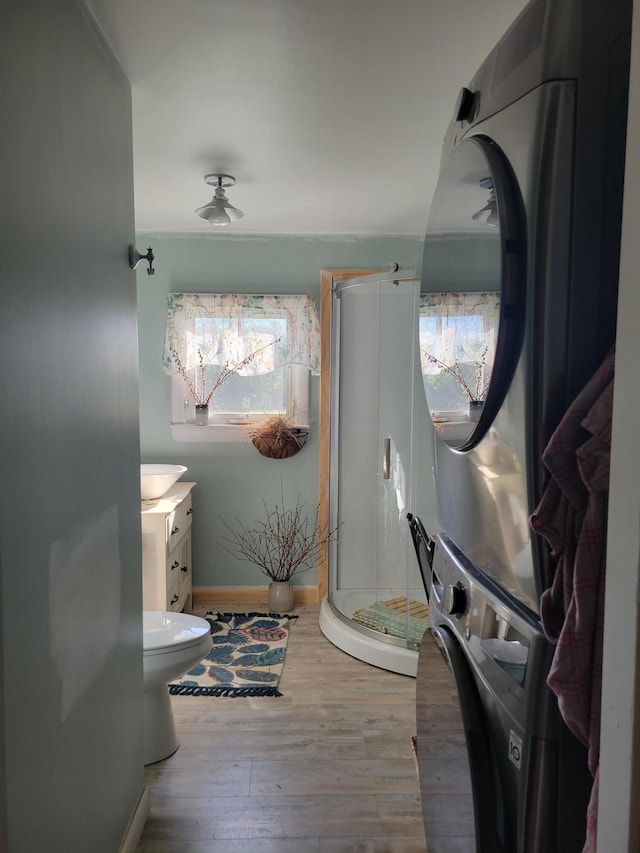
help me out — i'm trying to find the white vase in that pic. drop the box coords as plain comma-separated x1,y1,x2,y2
268,581,294,613
195,404,209,425
468,400,484,422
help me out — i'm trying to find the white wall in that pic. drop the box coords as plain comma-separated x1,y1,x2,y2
0,1,144,849
598,1,640,848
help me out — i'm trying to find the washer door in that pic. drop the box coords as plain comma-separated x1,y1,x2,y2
419,135,525,449
416,625,504,852
406,513,433,602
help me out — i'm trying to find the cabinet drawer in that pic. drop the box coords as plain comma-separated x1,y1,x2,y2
166,492,193,549
167,533,191,609
166,550,181,590
167,575,181,610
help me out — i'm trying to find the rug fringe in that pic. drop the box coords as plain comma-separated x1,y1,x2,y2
205,611,299,622
169,684,283,697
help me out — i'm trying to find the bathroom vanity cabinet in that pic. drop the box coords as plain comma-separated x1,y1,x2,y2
141,481,196,613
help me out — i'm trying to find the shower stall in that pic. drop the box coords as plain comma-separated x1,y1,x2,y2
319,270,430,676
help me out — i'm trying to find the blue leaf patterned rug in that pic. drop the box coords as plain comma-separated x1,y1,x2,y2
169,612,297,697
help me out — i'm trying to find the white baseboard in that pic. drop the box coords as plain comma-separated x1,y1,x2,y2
119,786,150,853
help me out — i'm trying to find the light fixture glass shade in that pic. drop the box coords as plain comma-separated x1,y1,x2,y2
195,176,244,227
207,207,231,227
195,197,244,226
471,191,498,227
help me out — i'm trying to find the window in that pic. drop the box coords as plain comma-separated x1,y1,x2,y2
163,293,320,442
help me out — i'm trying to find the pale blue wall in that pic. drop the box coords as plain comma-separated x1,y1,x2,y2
0,1,143,850
136,234,424,588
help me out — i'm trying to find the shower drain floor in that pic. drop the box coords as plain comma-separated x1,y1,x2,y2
352,598,429,644
383,596,430,620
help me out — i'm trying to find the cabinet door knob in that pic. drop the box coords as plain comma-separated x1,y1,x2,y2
170,593,179,605
171,560,179,570
187,508,193,516
181,565,188,573
171,526,180,536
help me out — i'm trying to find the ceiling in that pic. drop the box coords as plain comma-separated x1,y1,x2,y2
85,0,527,237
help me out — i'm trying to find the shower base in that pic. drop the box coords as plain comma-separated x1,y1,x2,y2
352,597,428,645
319,593,426,677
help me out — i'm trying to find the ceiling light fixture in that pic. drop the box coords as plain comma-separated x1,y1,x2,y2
195,173,244,227
472,177,499,227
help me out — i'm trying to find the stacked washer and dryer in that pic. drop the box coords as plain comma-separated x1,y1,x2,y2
413,0,632,850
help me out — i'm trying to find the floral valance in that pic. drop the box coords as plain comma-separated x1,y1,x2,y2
163,293,321,377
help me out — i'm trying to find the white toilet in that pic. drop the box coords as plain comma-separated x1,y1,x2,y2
142,610,212,765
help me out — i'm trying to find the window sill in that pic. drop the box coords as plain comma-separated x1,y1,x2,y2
172,423,251,443
171,423,311,444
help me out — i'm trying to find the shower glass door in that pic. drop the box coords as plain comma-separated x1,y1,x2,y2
329,271,425,649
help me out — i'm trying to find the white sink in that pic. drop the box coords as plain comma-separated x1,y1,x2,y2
140,464,187,500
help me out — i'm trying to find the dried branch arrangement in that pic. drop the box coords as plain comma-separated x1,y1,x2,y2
169,338,278,406
424,345,490,403
219,484,338,582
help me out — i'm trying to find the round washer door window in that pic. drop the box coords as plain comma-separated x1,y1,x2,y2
419,135,525,449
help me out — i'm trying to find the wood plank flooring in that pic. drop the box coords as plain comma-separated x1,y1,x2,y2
136,604,429,852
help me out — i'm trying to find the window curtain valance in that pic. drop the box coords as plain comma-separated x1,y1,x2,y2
419,291,500,374
163,293,321,376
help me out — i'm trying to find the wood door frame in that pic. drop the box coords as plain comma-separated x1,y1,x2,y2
317,267,383,602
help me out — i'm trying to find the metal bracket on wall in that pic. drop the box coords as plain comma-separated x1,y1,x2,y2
129,244,155,276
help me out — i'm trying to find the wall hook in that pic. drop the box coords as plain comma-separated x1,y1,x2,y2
129,244,155,276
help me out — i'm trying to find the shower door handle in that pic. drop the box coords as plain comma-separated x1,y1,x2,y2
383,437,391,480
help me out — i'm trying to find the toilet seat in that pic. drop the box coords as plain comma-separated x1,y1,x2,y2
143,611,211,652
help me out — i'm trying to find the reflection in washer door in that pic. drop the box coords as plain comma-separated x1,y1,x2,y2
419,135,525,452
416,626,502,851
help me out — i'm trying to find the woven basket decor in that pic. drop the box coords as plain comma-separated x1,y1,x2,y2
251,429,308,459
